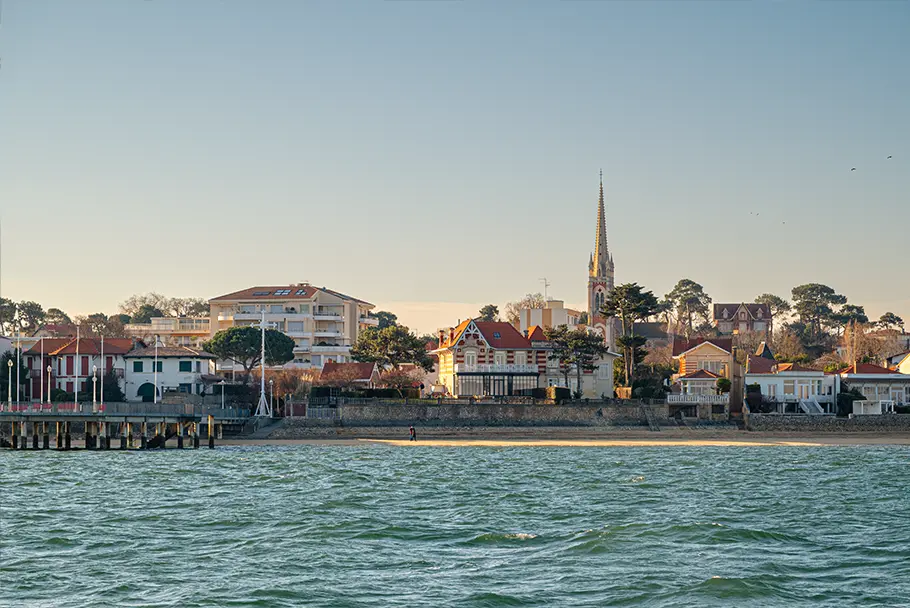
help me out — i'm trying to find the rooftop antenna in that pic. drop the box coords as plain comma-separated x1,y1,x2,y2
539,278,550,302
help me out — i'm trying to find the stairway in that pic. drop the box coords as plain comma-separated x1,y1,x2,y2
798,399,824,415
245,417,286,439
640,405,661,432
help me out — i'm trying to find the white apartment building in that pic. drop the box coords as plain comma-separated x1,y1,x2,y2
516,300,583,335
125,317,211,348
208,283,376,372
123,346,217,402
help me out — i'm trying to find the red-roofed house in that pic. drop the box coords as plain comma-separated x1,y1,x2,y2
433,319,616,398
745,351,838,414
839,363,910,405
22,337,132,401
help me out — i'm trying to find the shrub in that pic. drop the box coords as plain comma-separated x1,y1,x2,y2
716,378,732,394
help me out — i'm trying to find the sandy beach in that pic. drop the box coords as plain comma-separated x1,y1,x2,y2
221,427,910,447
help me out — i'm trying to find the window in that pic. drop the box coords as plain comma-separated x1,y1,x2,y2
81,356,89,376
133,361,144,373
252,291,271,296
240,305,257,313
753,322,766,332
514,351,526,366
299,304,310,313
155,361,163,373
723,309,729,319
464,351,477,366
295,289,307,295
767,384,777,397
178,383,192,393
494,352,506,365
740,311,747,320
274,289,291,296
783,380,795,395
312,355,322,366
288,321,305,333
756,309,763,319
493,332,501,339
196,361,201,373
66,356,74,375
270,305,283,313
699,360,724,374
179,361,192,373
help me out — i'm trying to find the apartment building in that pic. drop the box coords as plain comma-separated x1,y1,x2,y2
208,283,376,371
124,317,211,348
515,300,583,335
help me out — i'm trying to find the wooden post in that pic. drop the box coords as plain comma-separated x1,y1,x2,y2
141,421,148,450
177,422,184,449
42,422,49,450
64,422,71,450
11,421,18,451
55,421,62,450
208,414,215,449
126,422,133,449
119,422,126,450
193,422,200,449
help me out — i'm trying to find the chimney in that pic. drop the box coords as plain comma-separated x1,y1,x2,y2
523,330,528,338
449,327,455,344
437,329,445,346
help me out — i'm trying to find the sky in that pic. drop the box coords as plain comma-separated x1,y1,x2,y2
1,0,908,335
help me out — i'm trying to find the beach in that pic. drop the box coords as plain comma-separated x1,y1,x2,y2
222,426,910,447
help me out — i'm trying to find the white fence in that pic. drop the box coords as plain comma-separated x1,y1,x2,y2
667,394,729,405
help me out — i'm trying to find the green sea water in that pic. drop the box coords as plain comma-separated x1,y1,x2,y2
2,445,909,607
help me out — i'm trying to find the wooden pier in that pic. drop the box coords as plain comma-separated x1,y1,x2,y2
0,404,228,450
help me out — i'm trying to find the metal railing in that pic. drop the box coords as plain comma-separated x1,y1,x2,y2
667,394,730,404
454,363,539,374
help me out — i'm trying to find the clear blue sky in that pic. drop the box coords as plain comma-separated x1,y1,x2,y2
1,0,907,334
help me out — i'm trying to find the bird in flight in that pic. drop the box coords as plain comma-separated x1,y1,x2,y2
851,168,856,171
887,155,892,159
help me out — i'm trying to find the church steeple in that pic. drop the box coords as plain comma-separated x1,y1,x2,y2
588,171,616,341
590,170,614,282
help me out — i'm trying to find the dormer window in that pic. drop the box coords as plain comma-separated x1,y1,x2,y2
740,311,747,320
493,332,501,339
723,309,729,319
756,309,763,319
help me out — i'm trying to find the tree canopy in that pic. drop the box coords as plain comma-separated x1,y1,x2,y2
351,325,434,372
373,311,398,329
131,304,166,324
664,279,712,340
601,283,659,386
791,283,847,341
504,293,546,325
45,308,72,325
878,312,905,332
477,304,500,322
203,326,295,378
544,326,609,397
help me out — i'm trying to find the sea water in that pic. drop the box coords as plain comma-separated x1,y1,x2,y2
2,445,909,607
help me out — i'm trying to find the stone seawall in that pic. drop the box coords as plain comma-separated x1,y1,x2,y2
312,403,669,428
746,413,910,433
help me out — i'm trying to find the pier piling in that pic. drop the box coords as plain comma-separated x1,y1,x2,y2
64,422,71,450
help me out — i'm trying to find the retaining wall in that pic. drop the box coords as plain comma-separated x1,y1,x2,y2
746,413,910,433
321,403,670,427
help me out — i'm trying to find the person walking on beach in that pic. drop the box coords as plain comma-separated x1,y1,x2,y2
409,425,417,442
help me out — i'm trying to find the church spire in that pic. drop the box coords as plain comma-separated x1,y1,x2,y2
591,170,611,278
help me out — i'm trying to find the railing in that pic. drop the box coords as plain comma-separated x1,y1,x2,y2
667,394,730,404
0,402,251,418
454,363,539,374
313,331,343,338
359,317,379,325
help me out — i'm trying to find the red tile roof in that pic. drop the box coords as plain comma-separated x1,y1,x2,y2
840,363,902,375
125,345,215,359
440,319,473,349
672,337,733,357
776,363,817,373
679,369,721,379
23,338,71,356
321,361,377,381
747,355,775,374
51,338,134,356
474,322,533,349
210,285,319,301
527,326,546,342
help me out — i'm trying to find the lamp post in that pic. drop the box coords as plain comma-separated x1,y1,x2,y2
74,325,80,411
269,379,274,417
92,366,98,413
39,336,45,407
47,365,53,406
6,359,12,412
220,380,226,410
15,328,21,407
100,335,105,409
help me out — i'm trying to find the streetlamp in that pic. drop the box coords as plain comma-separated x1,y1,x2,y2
269,379,274,417
92,365,98,413
6,359,12,412
220,380,226,410
47,365,53,406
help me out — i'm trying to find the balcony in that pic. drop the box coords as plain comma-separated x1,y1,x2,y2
359,316,379,326
293,344,311,352
311,345,352,353
313,330,343,338
667,394,730,405
454,363,539,374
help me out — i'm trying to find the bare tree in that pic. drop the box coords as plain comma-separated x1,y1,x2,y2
504,293,546,326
